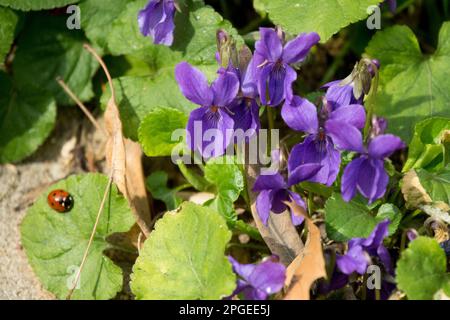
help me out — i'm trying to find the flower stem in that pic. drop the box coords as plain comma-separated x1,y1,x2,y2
267,106,275,157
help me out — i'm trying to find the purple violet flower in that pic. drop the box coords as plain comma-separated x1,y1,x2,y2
336,219,392,275
138,0,176,46
229,52,261,139
228,256,286,300
283,96,366,186
341,134,405,203
175,62,239,158
322,80,362,110
252,28,319,106
252,167,321,226
323,59,380,110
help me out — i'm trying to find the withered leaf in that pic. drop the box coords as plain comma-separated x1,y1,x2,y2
284,201,326,300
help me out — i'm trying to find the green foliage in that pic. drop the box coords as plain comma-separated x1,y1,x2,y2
416,165,450,203
13,15,99,105
79,0,130,53
0,7,18,64
396,237,449,300
0,73,56,163
325,193,401,241
138,108,188,157
146,171,182,210
254,0,383,42
204,156,244,224
366,23,450,141
0,0,79,10
20,174,135,300
130,202,236,300
403,117,450,172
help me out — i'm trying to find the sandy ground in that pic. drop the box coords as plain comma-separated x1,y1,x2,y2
0,110,104,300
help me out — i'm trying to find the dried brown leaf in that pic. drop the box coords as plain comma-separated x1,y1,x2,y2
124,140,152,236
85,44,152,237
283,201,326,300
401,169,432,209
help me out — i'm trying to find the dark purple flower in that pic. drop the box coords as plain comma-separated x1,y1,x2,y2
384,0,397,13
138,0,176,46
440,240,450,257
336,219,391,275
229,51,261,140
228,256,286,300
341,134,405,203
252,28,319,106
253,167,320,226
283,96,366,186
175,62,239,158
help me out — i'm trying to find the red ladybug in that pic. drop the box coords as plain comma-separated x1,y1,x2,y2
47,189,74,213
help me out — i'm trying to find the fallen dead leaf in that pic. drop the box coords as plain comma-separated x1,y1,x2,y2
124,139,152,236
85,44,152,238
283,201,327,300
401,170,432,209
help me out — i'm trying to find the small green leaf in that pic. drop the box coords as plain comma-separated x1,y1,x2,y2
366,23,450,141
0,73,57,163
204,156,244,224
20,173,135,300
403,117,450,172
13,15,99,105
325,193,401,241
396,237,449,300
146,171,182,210
416,166,450,204
138,108,188,157
0,7,18,64
254,0,383,42
377,203,402,235
130,202,236,300
0,0,79,10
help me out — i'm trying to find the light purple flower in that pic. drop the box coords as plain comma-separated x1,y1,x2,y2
283,96,366,186
138,0,176,46
370,115,387,138
228,256,286,300
252,168,320,226
341,134,405,203
336,219,392,275
323,59,380,110
252,28,319,106
175,62,239,158
323,79,362,110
